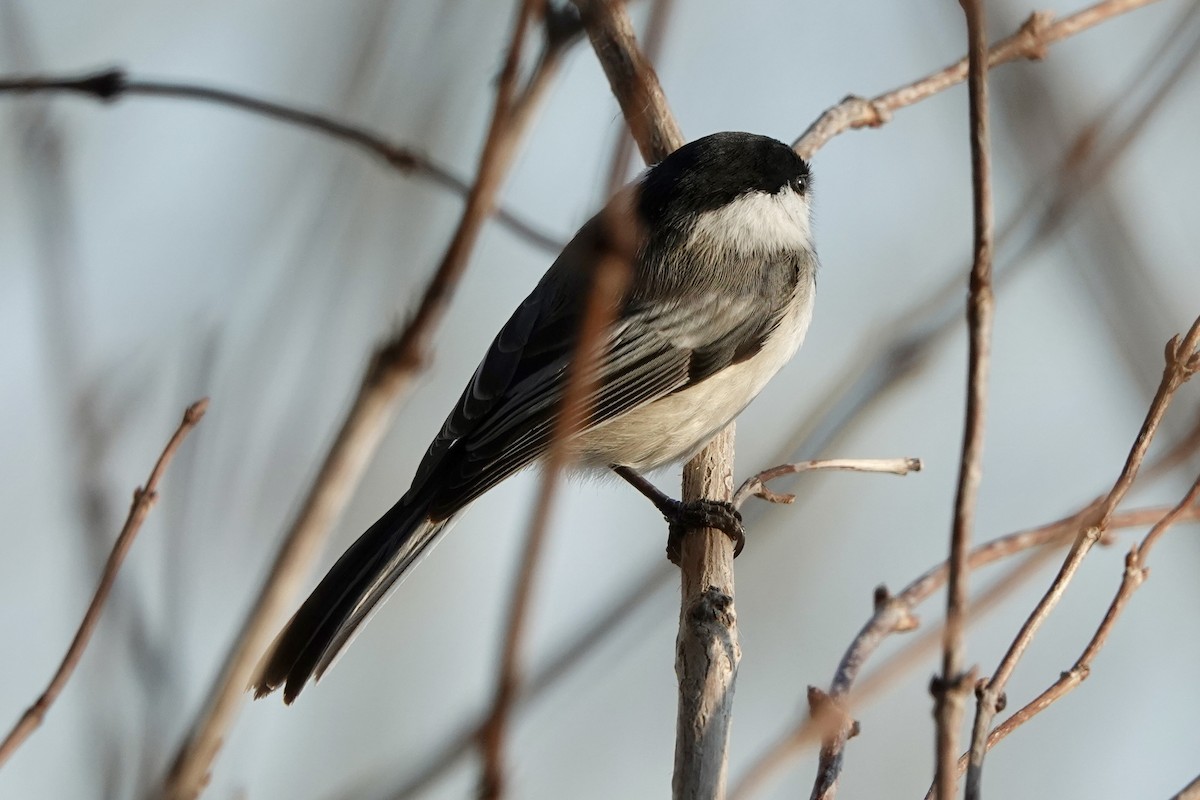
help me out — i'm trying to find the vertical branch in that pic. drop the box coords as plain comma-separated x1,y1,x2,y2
478,212,634,800
573,2,740,797
935,1,994,799
160,3,559,797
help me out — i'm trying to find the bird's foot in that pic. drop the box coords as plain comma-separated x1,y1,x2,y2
664,499,745,565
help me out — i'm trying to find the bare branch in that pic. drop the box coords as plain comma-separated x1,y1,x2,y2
0,68,563,253
732,458,922,508
160,5,563,797
931,2,995,798
0,399,208,770
965,316,1200,792
794,0,1162,159
1172,772,1200,800
571,2,746,798
478,197,636,799
730,502,1200,800
974,475,1200,758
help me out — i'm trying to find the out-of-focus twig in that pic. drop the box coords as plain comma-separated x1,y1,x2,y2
477,203,635,798
1172,772,1200,800
793,0,1162,159
160,5,568,798
732,458,922,509
0,399,208,770
964,316,1200,793
935,2,994,799
0,68,564,253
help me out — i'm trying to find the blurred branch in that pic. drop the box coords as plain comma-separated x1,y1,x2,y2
964,316,1200,793
0,399,208,770
0,67,565,253
159,4,567,797
477,183,635,799
934,2,994,799
794,0,1161,159
1173,773,1200,800
732,457,922,508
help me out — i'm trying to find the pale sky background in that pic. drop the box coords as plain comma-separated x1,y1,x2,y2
2,1,1199,799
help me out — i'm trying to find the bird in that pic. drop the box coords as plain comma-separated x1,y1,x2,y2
253,131,817,703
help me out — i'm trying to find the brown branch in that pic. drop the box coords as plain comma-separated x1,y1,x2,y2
574,0,684,165
571,2,746,799
0,68,564,253
1172,773,1200,800
793,0,1162,160
933,2,994,798
478,201,635,798
732,458,922,508
0,398,208,770
160,5,565,798
964,316,1200,794
967,474,1200,766
729,502,1200,800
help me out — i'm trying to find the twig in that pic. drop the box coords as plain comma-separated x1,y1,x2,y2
1172,773,1200,800
0,398,208,770
732,458,922,508
160,5,565,798
477,199,635,798
0,68,563,254
964,316,1200,794
933,2,994,798
963,474,1200,770
729,502,1200,800
793,0,1162,159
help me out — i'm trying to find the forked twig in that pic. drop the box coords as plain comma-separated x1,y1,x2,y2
732,458,922,508
0,399,208,769
793,0,1163,159
961,317,1200,793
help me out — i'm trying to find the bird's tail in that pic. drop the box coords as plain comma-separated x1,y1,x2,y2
252,495,455,703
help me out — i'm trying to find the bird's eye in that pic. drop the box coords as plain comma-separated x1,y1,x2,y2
791,176,807,194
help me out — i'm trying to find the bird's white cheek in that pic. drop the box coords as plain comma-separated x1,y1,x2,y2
686,189,813,256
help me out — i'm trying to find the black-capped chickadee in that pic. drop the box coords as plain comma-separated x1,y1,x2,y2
254,131,817,703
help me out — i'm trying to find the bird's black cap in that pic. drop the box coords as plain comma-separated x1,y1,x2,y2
638,132,810,228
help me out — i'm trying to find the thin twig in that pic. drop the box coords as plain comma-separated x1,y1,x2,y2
961,474,1200,770
729,502,1200,800
160,5,565,797
732,458,922,509
1172,772,1200,800
477,200,635,798
964,316,1200,794
933,2,994,798
793,0,1162,159
0,398,208,769
0,68,564,253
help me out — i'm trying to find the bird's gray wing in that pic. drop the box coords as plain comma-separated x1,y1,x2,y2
413,249,800,520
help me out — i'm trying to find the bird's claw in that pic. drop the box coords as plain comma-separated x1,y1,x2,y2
664,499,745,565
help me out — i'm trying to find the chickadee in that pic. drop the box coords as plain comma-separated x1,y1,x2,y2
254,131,817,703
